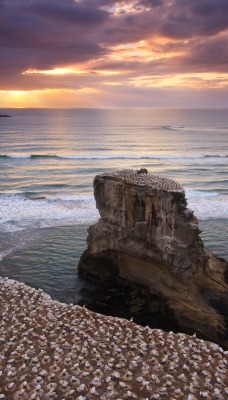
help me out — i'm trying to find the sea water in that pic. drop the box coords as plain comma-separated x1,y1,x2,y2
0,108,227,303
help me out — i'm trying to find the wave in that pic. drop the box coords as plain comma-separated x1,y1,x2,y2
164,125,185,130
163,125,228,133
0,153,227,161
204,155,228,159
0,154,57,159
185,190,220,199
0,154,31,159
0,190,227,236
49,195,94,201
0,194,99,233
185,190,228,220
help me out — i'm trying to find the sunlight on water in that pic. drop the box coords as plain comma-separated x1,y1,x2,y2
0,108,227,302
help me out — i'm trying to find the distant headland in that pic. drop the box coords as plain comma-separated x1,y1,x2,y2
0,114,11,117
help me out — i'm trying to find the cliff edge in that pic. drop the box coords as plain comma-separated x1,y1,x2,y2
78,169,228,347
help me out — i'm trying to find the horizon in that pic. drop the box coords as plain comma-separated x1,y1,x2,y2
1,1,228,108
1,106,228,110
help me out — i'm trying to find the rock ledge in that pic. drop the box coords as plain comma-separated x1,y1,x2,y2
79,170,228,347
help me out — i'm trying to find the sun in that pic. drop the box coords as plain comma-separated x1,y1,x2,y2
0,90,46,108
11,90,25,95
0,90,28,108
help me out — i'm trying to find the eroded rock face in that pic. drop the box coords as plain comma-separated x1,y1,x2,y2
79,170,228,347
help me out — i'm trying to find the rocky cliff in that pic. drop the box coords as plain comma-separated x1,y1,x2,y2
79,169,228,347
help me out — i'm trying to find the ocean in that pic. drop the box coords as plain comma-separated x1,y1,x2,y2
0,108,227,304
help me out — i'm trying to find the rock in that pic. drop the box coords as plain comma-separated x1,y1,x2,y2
78,169,228,347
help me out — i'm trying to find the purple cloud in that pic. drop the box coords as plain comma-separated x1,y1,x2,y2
1,0,228,92
24,0,109,25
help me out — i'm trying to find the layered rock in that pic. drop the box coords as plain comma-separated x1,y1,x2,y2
79,170,228,347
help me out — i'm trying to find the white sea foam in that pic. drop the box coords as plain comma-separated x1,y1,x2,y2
7,154,31,158
0,246,23,262
164,125,185,130
60,154,204,160
49,195,95,201
1,153,227,161
0,194,99,233
185,190,228,220
0,189,227,237
0,222,24,233
185,190,220,199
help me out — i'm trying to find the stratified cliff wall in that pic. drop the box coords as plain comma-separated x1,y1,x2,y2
79,170,228,346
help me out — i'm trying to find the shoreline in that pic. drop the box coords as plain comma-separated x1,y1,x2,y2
0,276,227,399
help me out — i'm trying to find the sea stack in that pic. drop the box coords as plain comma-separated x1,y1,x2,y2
79,169,228,347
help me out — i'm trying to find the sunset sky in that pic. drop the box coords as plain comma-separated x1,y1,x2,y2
1,0,228,108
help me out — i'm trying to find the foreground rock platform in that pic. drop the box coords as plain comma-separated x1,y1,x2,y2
0,277,228,399
79,170,228,347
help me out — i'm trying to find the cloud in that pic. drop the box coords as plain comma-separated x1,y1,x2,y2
138,0,164,8
182,34,228,73
1,0,228,106
160,0,228,38
25,0,109,25
0,0,108,85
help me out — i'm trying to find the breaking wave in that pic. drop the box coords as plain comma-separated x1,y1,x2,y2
0,194,98,233
164,125,185,130
0,189,227,237
185,190,228,220
0,153,227,160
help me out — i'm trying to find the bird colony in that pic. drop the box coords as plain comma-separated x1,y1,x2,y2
97,170,183,191
0,277,227,399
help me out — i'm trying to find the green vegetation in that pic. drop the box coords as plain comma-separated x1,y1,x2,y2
196,227,204,247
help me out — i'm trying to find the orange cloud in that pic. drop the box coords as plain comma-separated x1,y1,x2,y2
1,1,228,107
129,73,228,89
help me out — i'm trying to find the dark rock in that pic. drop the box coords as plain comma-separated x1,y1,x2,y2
78,169,228,347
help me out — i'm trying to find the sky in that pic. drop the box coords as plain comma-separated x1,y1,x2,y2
1,0,228,108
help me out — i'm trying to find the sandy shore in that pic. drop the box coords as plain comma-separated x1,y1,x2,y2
0,276,227,399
